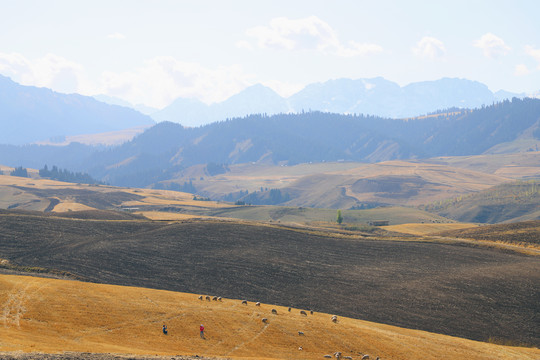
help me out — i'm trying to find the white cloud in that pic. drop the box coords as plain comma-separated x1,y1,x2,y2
0,52,93,94
473,33,511,58
243,16,382,57
107,32,126,40
0,53,256,108
525,45,540,69
413,36,446,60
514,64,530,76
99,57,255,108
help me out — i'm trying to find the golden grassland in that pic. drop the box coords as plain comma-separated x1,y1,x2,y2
383,222,478,236
0,174,229,213
1,274,538,360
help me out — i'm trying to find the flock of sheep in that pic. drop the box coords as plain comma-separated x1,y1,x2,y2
197,295,379,360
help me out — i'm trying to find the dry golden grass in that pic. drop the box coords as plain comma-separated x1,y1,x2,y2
1,274,538,360
384,222,478,236
0,175,229,213
136,211,200,221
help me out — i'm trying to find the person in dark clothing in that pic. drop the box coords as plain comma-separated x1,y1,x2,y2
162,324,168,335
200,324,205,339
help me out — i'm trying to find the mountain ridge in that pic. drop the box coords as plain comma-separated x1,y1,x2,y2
152,77,530,126
0,75,155,145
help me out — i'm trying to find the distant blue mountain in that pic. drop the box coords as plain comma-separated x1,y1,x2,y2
0,75,155,145
151,84,290,126
152,77,527,126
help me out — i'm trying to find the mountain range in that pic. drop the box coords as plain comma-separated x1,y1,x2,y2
150,77,531,126
0,75,155,145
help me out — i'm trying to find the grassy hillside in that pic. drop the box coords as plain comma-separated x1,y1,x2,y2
0,211,538,345
422,180,540,223
166,160,512,208
1,274,539,360
437,220,540,247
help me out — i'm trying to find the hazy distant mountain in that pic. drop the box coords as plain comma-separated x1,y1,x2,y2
0,75,155,145
152,77,530,126
93,94,159,115
152,84,289,126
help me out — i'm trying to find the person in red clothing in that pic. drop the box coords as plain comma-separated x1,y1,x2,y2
200,324,205,339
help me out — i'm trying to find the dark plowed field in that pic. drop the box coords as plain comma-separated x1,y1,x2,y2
1,211,539,345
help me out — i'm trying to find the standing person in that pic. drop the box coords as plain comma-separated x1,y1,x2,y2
200,324,205,339
162,324,168,335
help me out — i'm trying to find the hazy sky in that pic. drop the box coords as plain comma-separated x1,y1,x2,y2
1,0,539,108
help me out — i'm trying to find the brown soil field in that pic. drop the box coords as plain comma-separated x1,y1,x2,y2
1,274,539,360
0,211,538,346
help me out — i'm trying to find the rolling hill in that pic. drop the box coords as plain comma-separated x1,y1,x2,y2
1,274,539,359
421,180,540,223
0,210,538,346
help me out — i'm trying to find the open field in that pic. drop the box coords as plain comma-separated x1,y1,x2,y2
0,211,538,346
1,274,539,360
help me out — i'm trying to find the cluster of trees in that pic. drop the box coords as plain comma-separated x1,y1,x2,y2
154,180,197,194
10,166,28,177
39,165,103,185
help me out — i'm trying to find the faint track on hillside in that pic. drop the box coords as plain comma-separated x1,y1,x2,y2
1,279,48,328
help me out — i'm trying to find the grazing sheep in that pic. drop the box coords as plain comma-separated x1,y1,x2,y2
300,310,307,316
344,357,353,360
205,296,211,301
334,351,342,359
255,302,261,306
217,297,222,301
324,356,332,359
331,315,338,323
198,295,203,300
212,296,218,301
362,355,370,360
298,346,303,350
271,309,278,315
241,300,248,305
262,318,268,323
298,331,304,336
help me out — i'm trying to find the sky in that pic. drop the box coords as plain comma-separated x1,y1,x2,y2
1,0,539,109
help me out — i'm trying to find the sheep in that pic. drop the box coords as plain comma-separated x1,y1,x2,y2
300,310,307,316
212,296,218,301
344,357,353,360
205,296,211,301
324,356,332,359
262,318,268,323
271,309,278,315
198,295,203,300
241,300,248,305
331,315,338,323
255,302,261,306
334,352,342,359
362,355,370,360
217,296,222,301
310,310,314,315
298,346,303,351
298,331,304,336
